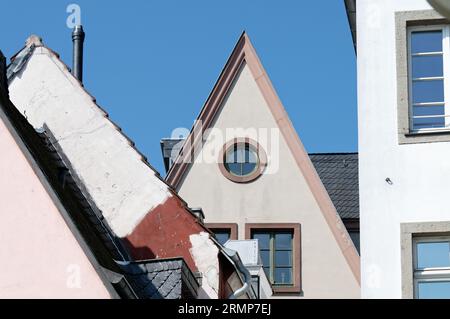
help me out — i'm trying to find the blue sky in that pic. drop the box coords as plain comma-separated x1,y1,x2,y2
0,1,357,175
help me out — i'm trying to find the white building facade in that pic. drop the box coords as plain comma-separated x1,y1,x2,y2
352,0,450,298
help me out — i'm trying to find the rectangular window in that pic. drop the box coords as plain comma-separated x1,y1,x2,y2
245,223,301,294
214,230,231,245
408,26,450,132
252,231,293,286
413,237,450,299
205,223,238,246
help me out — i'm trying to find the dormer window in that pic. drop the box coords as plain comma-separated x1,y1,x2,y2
408,26,449,131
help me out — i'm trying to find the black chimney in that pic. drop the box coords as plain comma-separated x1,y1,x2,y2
72,25,85,83
0,50,8,97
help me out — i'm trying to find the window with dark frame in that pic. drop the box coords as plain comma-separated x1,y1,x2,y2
205,224,238,246
252,230,294,286
213,229,231,246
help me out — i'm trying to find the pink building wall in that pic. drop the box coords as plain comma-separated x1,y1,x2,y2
0,116,111,298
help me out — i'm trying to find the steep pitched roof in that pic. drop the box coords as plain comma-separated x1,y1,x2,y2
121,258,199,299
165,32,360,284
5,37,210,236
310,153,359,220
5,40,250,297
0,57,199,298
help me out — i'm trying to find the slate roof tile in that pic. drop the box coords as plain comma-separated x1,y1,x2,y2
309,153,359,220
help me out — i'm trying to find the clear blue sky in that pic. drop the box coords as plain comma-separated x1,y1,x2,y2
0,0,357,175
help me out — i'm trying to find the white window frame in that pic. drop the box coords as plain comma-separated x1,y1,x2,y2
408,25,450,133
413,236,450,299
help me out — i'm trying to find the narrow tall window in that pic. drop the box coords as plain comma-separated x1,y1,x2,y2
252,231,293,286
408,26,449,131
414,237,450,299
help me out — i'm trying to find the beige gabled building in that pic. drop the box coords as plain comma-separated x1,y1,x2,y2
162,33,360,298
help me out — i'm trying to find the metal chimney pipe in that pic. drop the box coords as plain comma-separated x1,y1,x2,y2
72,25,85,83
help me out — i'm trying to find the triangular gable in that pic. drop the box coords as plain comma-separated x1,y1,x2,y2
6,39,250,298
166,32,360,284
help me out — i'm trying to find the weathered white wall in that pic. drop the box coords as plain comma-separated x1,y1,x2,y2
356,0,450,298
8,46,171,238
177,64,360,298
8,45,224,299
189,232,219,299
0,111,111,298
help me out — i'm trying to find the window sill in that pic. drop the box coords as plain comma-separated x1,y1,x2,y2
272,285,302,295
399,129,450,144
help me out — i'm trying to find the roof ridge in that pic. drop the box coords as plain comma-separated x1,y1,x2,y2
7,39,214,234
6,41,190,198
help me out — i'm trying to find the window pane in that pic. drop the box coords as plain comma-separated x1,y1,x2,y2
241,162,256,175
349,231,360,254
247,148,258,163
275,251,292,267
225,148,237,163
417,241,450,269
225,144,259,176
275,233,293,250
260,250,270,268
274,268,292,285
253,233,270,250
413,117,445,129
412,55,443,78
214,231,230,246
412,80,444,104
417,281,450,299
236,148,245,163
413,105,445,117
225,163,241,175
411,31,442,54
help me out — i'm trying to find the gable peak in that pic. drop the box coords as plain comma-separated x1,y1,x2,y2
25,35,43,48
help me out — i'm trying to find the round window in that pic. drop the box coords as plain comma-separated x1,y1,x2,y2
224,143,259,177
219,139,267,183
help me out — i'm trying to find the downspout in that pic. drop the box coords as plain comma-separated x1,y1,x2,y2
222,247,252,299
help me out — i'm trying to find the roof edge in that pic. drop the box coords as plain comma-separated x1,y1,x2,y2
344,0,357,52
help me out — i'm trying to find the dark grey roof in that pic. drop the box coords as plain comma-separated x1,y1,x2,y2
7,45,34,80
344,0,357,51
121,258,199,299
160,138,185,173
37,127,130,262
309,153,359,219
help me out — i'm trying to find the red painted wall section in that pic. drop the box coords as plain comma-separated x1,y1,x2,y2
124,195,208,272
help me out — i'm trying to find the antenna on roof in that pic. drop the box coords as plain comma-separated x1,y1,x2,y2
72,25,85,83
